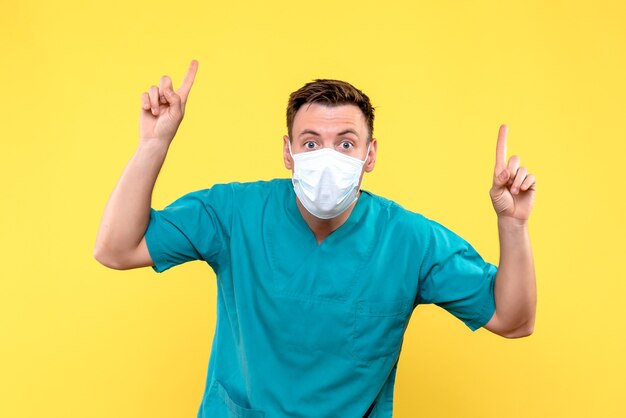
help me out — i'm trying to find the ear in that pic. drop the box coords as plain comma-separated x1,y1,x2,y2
283,135,293,170
364,138,378,173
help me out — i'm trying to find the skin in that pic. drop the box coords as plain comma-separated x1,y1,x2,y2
93,60,198,269
482,125,537,338
94,60,536,338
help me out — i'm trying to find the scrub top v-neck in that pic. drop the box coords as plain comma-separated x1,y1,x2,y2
145,178,497,418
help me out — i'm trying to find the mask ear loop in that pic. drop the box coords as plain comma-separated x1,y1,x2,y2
287,138,296,164
363,142,372,164
356,142,372,195
287,140,297,187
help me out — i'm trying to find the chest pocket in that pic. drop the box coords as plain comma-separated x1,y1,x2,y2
271,294,355,360
351,298,414,365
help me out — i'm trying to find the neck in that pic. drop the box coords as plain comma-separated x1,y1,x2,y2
295,192,360,244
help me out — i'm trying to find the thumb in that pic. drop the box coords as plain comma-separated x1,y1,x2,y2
493,167,510,186
164,88,183,119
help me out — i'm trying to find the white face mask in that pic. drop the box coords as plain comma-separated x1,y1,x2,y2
289,142,370,219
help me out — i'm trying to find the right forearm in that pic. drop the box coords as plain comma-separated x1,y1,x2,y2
95,60,198,267
95,140,169,257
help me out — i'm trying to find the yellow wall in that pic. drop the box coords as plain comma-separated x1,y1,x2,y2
1,1,624,416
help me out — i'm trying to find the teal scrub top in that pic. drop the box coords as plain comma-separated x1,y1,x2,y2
145,178,497,418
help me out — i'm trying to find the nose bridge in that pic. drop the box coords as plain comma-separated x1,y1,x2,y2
317,126,339,148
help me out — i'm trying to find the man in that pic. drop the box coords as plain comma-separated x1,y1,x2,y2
94,59,536,417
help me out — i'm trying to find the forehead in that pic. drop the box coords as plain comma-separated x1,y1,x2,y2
292,103,367,136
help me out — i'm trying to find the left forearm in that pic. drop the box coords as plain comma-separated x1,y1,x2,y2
494,216,537,331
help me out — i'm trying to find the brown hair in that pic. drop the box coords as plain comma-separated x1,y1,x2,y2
286,79,375,141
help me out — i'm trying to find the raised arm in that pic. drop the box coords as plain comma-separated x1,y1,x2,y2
93,60,199,270
483,124,537,338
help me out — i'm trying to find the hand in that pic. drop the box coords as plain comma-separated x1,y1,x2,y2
139,60,199,143
489,124,536,221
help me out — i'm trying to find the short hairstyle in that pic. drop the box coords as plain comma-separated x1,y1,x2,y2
286,79,375,141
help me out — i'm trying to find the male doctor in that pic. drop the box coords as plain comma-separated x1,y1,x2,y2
94,60,536,417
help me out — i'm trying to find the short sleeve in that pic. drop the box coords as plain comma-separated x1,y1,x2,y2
144,184,233,273
416,219,497,331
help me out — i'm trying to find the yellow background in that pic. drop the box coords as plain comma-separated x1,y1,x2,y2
1,0,624,416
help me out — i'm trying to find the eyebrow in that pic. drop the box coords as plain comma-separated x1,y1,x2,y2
298,129,360,138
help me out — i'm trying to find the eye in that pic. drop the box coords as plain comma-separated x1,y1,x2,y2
304,140,317,150
339,141,353,150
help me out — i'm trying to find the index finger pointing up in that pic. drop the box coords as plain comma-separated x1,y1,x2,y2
495,124,508,170
176,59,199,103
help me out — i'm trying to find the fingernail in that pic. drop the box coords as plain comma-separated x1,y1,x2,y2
498,170,507,180
512,186,519,194
165,89,172,96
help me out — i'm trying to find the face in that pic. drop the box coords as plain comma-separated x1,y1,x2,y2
283,103,377,182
